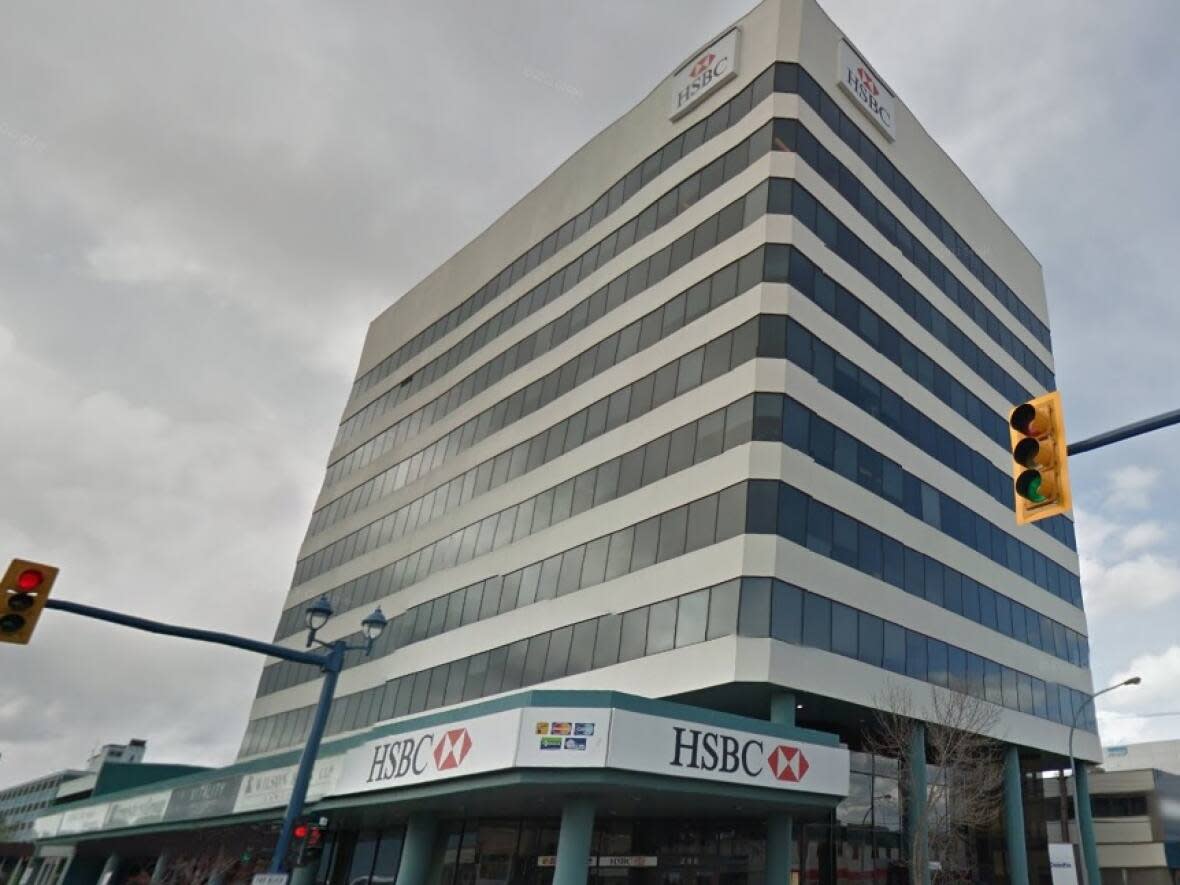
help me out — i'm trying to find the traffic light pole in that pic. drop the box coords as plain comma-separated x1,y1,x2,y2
43,598,348,876
269,640,342,874
1067,406,1180,457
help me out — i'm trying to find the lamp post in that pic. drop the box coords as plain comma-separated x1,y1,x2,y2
43,593,386,877
268,595,387,874
1068,676,1141,885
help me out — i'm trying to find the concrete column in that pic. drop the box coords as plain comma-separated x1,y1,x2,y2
767,689,796,884
770,691,796,728
21,859,42,885
766,814,793,885
552,798,595,885
395,813,439,885
1003,746,1030,885
148,855,169,885
1075,765,1101,885
907,722,929,885
97,856,119,885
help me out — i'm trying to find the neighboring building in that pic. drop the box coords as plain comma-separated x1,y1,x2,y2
85,742,146,773
1103,741,1180,776
1045,760,1180,885
0,771,87,855
0,742,147,873
29,0,1097,883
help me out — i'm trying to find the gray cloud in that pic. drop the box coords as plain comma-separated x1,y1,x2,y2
3,0,1179,786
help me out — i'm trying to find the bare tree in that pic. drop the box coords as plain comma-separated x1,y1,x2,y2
867,682,1005,884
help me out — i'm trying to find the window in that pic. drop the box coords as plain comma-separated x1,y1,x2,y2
676,589,708,647
831,602,858,657
685,494,719,553
568,620,597,675
738,578,771,638
647,599,677,654
593,614,622,668
707,580,740,639
619,608,649,662
802,593,831,651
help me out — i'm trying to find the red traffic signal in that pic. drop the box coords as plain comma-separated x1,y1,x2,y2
1,559,59,645
293,822,310,840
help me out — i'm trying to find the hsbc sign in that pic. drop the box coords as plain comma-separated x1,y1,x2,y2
333,705,848,800
607,711,848,797
337,711,520,795
670,29,739,121
838,41,897,142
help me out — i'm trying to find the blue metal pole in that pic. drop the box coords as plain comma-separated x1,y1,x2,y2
44,598,324,667
269,642,344,874
1068,407,1180,456
1074,765,1101,885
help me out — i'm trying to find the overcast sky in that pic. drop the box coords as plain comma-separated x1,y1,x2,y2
2,0,1179,788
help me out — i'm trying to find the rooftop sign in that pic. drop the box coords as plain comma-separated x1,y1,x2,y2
837,41,897,142
670,29,740,121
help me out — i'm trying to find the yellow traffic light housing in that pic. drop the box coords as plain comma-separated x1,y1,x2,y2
1,558,59,644
1009,391,1072,525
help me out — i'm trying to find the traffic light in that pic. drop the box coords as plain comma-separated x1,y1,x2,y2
1,558,59,644
1009,391,1071,525
303,824,325,866
292,818,325,867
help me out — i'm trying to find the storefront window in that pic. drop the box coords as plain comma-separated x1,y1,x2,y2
370,831,404,885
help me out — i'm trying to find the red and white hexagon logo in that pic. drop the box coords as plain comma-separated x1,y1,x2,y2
690,52,716,79
433,728,473,771
767,745,809,783
856,66,880,97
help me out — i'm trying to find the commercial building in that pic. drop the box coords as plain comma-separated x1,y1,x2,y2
0,741,166,883
31,0,1097,882
1044,741,1180,885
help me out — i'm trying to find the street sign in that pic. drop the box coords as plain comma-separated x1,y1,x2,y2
252,874,289,885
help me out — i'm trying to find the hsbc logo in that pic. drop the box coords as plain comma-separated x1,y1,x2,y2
433,728,473,771
670,29,739,121
837,41,897,142
855,67,879,97
689,53,715,79
669,728,810,785
366,727,474,784
767,745,809,783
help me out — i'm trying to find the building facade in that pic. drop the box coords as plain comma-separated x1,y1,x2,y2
1,771,87,854
30,1,1098,883
1,741,148,878
1045,760,1180,885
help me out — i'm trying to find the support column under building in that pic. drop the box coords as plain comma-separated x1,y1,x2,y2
149,854,170,885
96,855,119,885
767,690,796,884
394,813,438,885
1003,745,1030,885
907,722,929,885
553,798,595,885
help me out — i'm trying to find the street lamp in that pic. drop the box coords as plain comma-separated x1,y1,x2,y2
1068,676,1141,885
41,587,393,877
268,598,390,874
304,595,333,642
